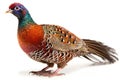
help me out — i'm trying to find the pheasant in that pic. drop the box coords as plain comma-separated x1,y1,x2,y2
6,3,118,77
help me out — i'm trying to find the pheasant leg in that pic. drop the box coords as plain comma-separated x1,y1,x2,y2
30,66,52,76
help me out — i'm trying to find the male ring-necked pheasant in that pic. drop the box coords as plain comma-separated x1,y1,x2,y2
6,3,118,77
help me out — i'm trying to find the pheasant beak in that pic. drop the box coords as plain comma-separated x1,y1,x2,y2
6,9,13,13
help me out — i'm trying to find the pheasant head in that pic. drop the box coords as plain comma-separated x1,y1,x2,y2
6,3,35,28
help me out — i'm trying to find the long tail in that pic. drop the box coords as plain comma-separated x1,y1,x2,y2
83,39,118,63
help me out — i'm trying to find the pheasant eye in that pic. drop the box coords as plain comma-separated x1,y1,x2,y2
14,6,20,11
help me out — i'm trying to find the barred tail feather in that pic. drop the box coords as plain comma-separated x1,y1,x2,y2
83,39,118,63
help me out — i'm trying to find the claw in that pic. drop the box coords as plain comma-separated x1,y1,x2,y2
29,68,64,77
30,70,52,76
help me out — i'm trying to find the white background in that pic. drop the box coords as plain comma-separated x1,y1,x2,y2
0,0,120,80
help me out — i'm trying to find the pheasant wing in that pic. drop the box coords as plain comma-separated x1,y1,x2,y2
42,24,84,51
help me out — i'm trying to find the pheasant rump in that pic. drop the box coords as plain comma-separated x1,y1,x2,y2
6,3,118,77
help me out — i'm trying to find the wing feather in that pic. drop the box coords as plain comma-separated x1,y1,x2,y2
42,24,84,51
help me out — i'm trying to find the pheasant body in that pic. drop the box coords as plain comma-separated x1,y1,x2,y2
18,24,88,64
7,3,118,77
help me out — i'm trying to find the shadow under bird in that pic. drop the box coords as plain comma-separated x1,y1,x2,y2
6,2,118,77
